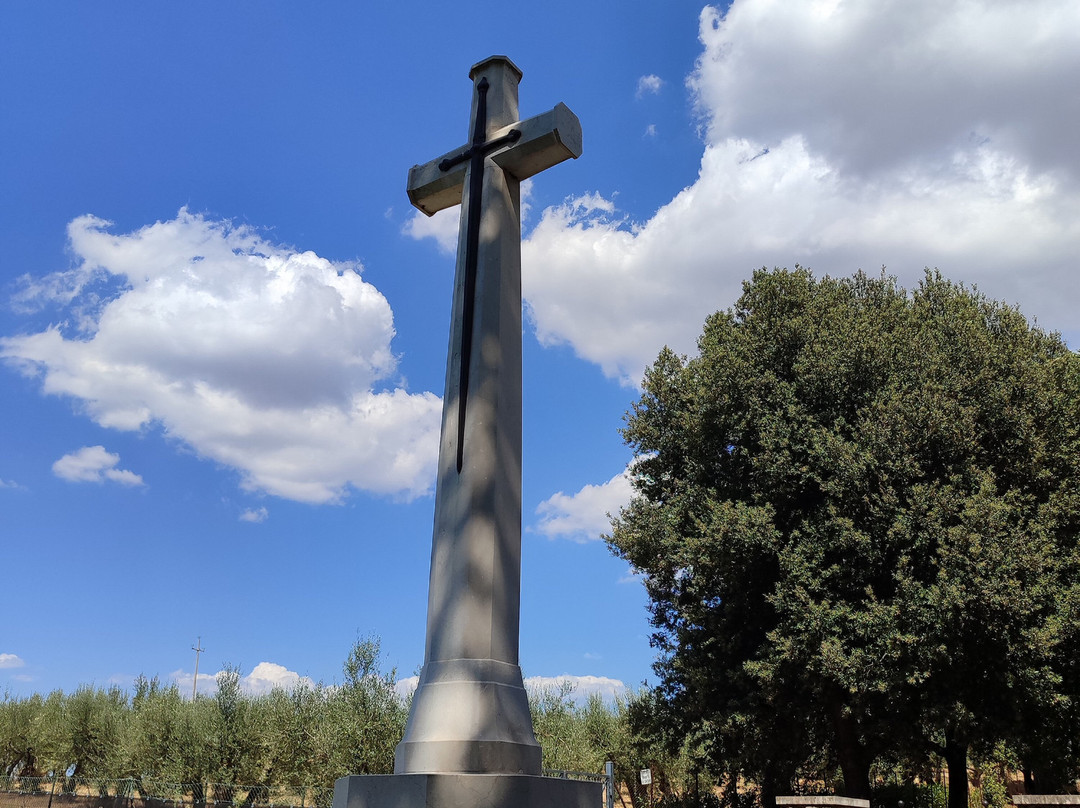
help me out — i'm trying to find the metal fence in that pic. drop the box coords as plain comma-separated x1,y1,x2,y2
543,768,607,783
0,777,334,808
1,770,611,808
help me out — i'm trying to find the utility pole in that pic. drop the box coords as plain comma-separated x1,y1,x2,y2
191,637,204,700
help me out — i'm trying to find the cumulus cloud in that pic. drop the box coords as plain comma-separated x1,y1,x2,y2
240,507,269,523
395,674,419,700
404,179,538,252
52,446,144,487
0,653,26,669
402,207,459,255
170,668,215,698
396,673,626,703
636,74,664,98
534,471,633,542
525,674,628,703
522,0,1080,385
242,662,316,696
3,210,442,503
690,0,1080,182
172,662,315,698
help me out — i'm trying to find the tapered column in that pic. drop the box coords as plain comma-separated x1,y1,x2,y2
394,56,539,776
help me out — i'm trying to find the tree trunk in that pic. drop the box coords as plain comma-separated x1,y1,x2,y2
944,734,969,808
725,767,741,808
760,758,785,808
830,699,872,799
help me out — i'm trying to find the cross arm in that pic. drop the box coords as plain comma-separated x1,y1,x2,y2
491,102,581,182
407,155,469,217
406,102,582,217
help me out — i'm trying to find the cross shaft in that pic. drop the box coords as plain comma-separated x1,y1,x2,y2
445,77,521,473
398,55,581,777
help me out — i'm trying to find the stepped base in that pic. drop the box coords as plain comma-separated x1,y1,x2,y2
394,659,541,775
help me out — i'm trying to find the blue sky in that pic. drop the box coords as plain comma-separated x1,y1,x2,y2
3,0,1079,700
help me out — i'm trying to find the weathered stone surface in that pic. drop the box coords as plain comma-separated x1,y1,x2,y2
334,773,600,808
394,54,582,778
775,798,871,808
408,103,581,216
393,660,540,774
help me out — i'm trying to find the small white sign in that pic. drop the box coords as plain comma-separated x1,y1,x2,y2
639,769,652,786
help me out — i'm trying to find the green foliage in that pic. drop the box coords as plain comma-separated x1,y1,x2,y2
2,640,686,803
322,635,406,779
530,681,585,771
871,781,947,808
64,685,128,777
211,666,265,788
527,682,712,808
0,692,45,777
609,268,1080,804
0,636,409,793
124,676,188,782
262,681,327,792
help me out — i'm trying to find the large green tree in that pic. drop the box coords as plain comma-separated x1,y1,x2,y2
609,268,1080,808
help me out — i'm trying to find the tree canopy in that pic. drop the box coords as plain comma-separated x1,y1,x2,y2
609,268,1080,808
2,641,702,808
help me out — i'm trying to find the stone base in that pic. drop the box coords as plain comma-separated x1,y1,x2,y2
776,799,870,808
333,773,601,808
394,659,541,775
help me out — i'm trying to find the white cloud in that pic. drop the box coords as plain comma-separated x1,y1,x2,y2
52,446,145,487
404,179,539,251
172,662,315,698
240,507,269,523
0,479,24,490
525,674,627,703
636,74,664,98
398,673,626,704
395,674,419,700
534,471,633,542
402,207,459,255
3,210,442,504
170,668,214,698
690,0,1080,181
0,653,26,669
242,662,316,696
523,0,1080,385
644,124,657,138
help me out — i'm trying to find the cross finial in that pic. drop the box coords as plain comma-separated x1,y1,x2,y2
469,55,522,83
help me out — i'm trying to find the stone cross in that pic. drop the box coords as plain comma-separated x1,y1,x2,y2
396,55,582,776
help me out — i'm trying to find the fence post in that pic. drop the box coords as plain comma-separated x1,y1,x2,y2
606,761,615,808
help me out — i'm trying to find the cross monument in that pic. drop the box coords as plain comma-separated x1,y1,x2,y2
333,55,596,808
